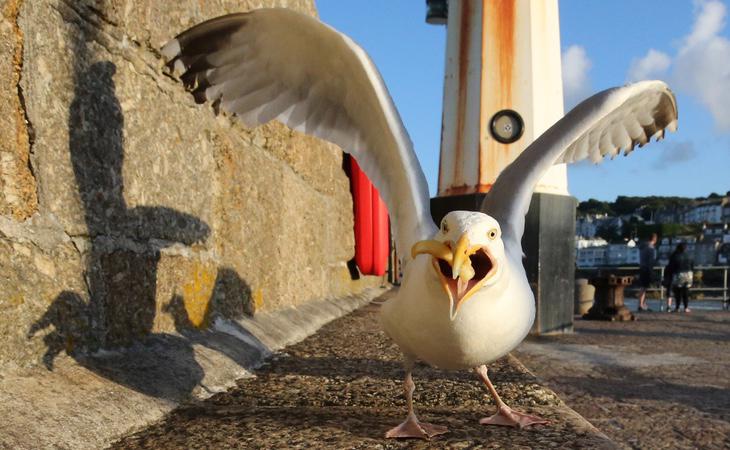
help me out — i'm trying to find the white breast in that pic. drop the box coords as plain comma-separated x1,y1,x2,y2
380,254,535,370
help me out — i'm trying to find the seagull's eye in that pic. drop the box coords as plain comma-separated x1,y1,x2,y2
487,228,498,240
441,221,449,234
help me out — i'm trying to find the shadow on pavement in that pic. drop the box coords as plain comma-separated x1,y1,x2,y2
559,364,730,417
576,327,730,343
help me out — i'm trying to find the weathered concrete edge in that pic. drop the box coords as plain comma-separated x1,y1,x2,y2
198,285,391,397
227,286,389,363
0,286,388,450
506,353,618,448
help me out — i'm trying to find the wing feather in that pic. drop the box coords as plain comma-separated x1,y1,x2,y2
481,80,678,251
163,9,436,263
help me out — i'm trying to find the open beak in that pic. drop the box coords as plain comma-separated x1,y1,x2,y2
411,234,497,320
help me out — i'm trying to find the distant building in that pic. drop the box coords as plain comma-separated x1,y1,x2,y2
575,196,730,267
575,239,639,268
605,243,640,266
682,198,728,224
655,208,681,224
576,245,607,267
718,237,730,264
575,236,608,249
694,240,721,265
575,214,608,238
694,223,729,265
701,223,728,240
598,216,624,231
657,237,672,266
657,236,697,267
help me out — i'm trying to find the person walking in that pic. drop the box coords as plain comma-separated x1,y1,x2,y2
662,260,675,312
667,243,694,312
637,233,658,312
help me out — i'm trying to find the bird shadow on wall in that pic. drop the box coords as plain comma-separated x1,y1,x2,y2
26,15,262,402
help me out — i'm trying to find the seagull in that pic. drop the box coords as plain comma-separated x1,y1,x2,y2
162,8,678,439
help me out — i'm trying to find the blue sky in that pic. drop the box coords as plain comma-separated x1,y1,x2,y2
317,1,730,201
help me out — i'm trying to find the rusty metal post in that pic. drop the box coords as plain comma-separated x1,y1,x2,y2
584,275,636,321
429,0,577,334
436,0,568,196
722,267,730,309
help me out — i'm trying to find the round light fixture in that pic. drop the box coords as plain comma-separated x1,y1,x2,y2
490,109,524,144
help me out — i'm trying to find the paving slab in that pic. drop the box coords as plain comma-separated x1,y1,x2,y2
515,310,730,450
111,290,615,449
0,287,387,450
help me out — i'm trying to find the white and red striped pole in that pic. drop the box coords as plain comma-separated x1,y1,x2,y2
429,0,577,334
435,0,568,197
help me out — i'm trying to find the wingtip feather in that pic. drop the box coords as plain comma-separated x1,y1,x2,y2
161,39,181,60
172,59,186,75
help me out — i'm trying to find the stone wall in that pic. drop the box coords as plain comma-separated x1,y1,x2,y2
0,0,381,370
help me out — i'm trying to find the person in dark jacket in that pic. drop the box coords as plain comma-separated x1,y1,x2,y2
637,233,658,311
666,243,694,312
661,259,675,311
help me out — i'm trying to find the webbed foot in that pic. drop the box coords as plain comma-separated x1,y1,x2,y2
479,404,548,428
385,413,448,439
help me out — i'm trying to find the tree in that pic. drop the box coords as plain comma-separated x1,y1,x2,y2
577,198,613,216
596,221,623,243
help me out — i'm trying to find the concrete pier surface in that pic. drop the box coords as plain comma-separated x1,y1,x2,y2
0,288,388,450
515,310,730,449
111,290,613,449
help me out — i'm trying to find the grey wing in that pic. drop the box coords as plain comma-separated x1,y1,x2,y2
481,80,678,249
162,8,436,265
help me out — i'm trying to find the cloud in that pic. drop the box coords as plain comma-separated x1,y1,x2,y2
562,45,592,109
684,0,726,47
627,49,672,82
626,1,730,131
652,141,697,169
671,0,730,131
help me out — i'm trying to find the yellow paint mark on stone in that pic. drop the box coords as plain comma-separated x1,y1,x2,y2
253,288,264,312
9,294,24,306
181,263,216,329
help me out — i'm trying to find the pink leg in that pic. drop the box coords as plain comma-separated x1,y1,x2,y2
385,365,448,439
474,365,548,428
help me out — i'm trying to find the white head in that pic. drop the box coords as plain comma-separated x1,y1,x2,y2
411,211,506,320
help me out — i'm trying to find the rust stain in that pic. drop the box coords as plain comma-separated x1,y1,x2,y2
2,0,23,25
442,183,493,197
451,1,472,192
481,0,516,189
476,183,492,193
494,0,516,106
437,115,445,194
1,0,38,220
478,1,488,193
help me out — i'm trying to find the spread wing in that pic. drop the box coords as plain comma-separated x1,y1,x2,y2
481,80,678,249
162,8,436,264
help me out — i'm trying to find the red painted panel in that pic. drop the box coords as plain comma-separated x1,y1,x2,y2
371,184,389,276
351,158,374,274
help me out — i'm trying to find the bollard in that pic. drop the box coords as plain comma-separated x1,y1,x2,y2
583,274,635,321
574,278,595,316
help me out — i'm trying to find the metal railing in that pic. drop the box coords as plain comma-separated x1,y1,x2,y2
576,265,729,310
